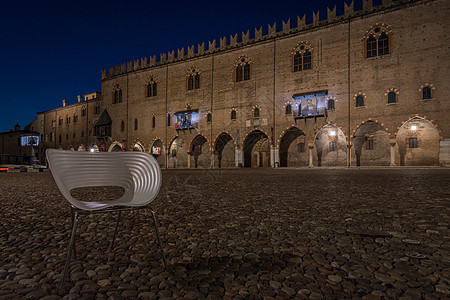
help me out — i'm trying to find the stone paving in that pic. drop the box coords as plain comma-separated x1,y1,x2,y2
0,168,449,299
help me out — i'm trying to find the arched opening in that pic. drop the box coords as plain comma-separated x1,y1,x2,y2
243,130,269,168
190,135,210,168
133,141,144,152
169,137,188,168
352,121,390,166
111,145,122,152
214,132,234,168
314,124,347,167
279,127,307,167
396,117,440,166
151,139,165,168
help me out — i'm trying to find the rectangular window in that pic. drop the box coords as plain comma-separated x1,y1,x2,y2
366,138,374,150
298,142,305,153
409,137,418,148
329,141,337,152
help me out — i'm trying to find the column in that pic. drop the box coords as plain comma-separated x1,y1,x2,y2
235,148,243,168
308,145,314,168
346,143,352,168
390,139,396,166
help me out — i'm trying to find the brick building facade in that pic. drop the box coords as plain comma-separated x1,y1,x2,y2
39,0,450,168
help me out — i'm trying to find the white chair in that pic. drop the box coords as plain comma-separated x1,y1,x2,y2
46,149,166,290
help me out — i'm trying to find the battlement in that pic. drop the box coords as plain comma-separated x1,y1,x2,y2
101,0,415,80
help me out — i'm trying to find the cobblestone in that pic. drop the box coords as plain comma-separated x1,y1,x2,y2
0,168,449,298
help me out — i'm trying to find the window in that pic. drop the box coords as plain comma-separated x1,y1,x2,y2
235,56,251,82
81,106,86,117
422,87,431,100
120,120,125,132
328,99,335,111
134,118,138,130
167,114,171,126
285,104,292,115
20,135,39,146
298,142,305,153
298,103,302,116
206,113,212,123
187,69,200,90
231,110,237,120
73,114,78,123
356,95,364,107
366,138,374,150
253,107,260,118
388,92,396,103
292,43,313,72
66,116,70,124
94,105,100,114
409,137,418,148
52,120,56,128
152,116,156,128
147,80,157,97
329,141,337,152
114,89,122,103
58,117,63,126
365,26,391,58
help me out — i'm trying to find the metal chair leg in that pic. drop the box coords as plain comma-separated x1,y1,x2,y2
60,211,79,292
109,211,121,252
70,206,77,259
149,208,167,269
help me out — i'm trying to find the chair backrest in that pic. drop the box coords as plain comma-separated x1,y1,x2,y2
46,149,162,210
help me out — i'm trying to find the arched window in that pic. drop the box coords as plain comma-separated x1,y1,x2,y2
253,107,260,118
114,89,122,103
73,114,78,123
94,105,100,114
356,95,364,107
59,117,63,126
328,99,335,110
292,42,313,72
147,78,157,97
66,115,70,124
206,113,212,123
134,118,138,130
388,92,396,103
235,56,252,82
285,104,292,115
365,25,391,58
152,116,156,128
120,120,125,132
422,87,431,100
231,110,237,120
81,106,86,117
187,68,200,90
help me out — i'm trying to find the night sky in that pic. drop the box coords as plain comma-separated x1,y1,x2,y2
0,0,364,133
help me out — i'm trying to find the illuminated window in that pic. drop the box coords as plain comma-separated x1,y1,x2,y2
292,43,313,72
285,104,292,115
356,95,364,107
329,141,337,151
20,135,39,146
409,137,418,148
388,92,396,103
231,110,237,120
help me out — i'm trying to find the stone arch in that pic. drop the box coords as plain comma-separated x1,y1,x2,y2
131,139,145,152
352,118,391,139
214,132,235,168
352,120,390,166
278,126,307,167
150,138,165,168
395,114,443,140
314,124,347,167
243,129,270,168
108,141,123,152
189,134,210,168
395,115,441,166
168,136,188,168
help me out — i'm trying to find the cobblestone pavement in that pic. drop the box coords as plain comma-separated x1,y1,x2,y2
0,168,449,299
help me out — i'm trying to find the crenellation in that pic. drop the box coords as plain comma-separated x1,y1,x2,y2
133,59,139,70
208,40,216,51
198,43,205,54
255,26,263,40
121,63,127,73
313,11,320,26
297,15,306,29
363,0,374,12
160,53,166,63
344,1,354,16
282,19,291,33
188,45,195,56
149,55,156,66
220,36,227,49
178,48,185,59
230,33,238,46
242,30,250,44
268,22,277,37
168,50,175,61
141,57,147,68
101,69,106,79
327,5,337,22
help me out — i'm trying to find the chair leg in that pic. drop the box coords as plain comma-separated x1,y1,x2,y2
149,207,167,269
109,211,121,252
70,206,77,259
60,211,79,292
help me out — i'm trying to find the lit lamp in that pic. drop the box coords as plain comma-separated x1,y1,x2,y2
90,148,95,152
329,131,336,136
411,125,417,131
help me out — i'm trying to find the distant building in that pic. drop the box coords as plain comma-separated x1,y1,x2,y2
0,123,42,166
38,0,450,167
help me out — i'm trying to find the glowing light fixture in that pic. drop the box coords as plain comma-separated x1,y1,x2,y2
90,148,95,152
411,125,417,131
330,131,336,136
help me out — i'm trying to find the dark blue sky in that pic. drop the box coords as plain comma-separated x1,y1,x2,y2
0,0,364,132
